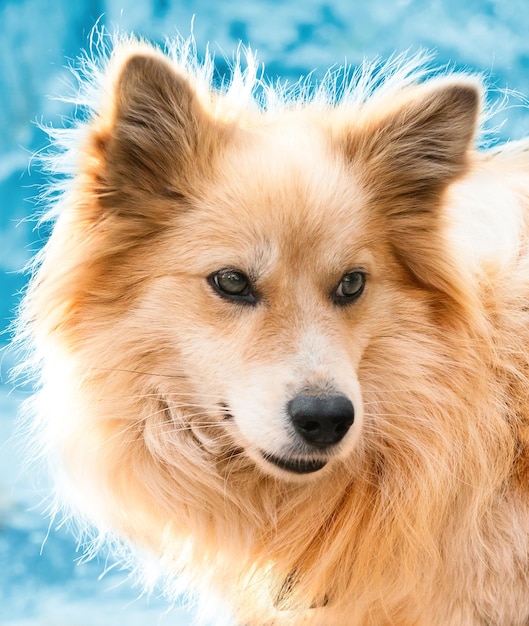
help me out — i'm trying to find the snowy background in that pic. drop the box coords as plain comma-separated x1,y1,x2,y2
2,1,529,624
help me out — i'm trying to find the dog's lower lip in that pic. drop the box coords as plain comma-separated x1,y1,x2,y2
262,453,327,474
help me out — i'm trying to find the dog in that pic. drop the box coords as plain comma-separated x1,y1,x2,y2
18,34,529,625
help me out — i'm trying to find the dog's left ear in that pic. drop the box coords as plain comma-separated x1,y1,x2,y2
344,79,482,313
346,77,481,203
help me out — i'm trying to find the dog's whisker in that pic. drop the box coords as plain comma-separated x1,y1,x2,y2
99,392,227,404
89,366,188,380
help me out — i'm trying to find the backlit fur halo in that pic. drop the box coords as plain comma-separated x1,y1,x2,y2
15,28,529,626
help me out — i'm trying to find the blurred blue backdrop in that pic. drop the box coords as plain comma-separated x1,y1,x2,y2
2,1,529,624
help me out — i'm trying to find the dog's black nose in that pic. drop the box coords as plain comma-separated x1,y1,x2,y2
287,393,354,446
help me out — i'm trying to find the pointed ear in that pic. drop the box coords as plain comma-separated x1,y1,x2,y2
91,49,225,216
347,78,481,205
345,79,482,314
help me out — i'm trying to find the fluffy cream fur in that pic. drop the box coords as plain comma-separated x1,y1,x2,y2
18,33,529,625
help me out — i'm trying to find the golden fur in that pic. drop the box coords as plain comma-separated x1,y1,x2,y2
18,34,529,624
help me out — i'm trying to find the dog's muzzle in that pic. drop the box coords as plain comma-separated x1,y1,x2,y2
261,393,354,475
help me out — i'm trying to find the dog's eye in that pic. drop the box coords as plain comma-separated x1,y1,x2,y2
335,271,366,302
209,269,257,303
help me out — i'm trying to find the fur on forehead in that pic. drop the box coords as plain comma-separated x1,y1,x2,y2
67,35,481,233
38,33,483,324
47,32,483,211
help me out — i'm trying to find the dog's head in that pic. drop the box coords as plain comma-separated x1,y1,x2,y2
27,41,486,530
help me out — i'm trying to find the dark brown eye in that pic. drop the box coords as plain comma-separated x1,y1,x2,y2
335,271,366,302
209,269,257,303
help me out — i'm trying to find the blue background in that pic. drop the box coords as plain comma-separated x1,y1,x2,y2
2,1,529,624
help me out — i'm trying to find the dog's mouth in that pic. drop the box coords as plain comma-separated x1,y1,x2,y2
261,452,327,474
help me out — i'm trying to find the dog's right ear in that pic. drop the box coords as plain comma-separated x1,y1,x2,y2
88,48,226,218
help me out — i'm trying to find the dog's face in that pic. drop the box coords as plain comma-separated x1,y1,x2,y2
144,123,375,478
36,46,481,489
